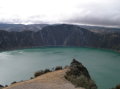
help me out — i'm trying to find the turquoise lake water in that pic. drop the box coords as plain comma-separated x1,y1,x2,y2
0,47,120,89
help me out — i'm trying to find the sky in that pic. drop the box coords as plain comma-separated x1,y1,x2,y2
0,0,120,27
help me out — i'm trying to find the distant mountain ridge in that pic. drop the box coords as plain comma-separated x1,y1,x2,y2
80,25,120,33
0,24,48,32
0,23,120,33
0,24,120,51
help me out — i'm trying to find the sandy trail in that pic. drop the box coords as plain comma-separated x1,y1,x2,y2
4,69,84,89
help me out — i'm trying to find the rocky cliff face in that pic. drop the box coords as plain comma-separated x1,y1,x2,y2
65,59,97,89
0,24,120,50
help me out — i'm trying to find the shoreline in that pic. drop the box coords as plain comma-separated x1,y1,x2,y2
0,46,120,53
2,59,97,89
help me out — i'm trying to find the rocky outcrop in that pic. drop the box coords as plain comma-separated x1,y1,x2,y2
3,59,96,89
0,24,120,51
65,59,97,89
112,84,120,89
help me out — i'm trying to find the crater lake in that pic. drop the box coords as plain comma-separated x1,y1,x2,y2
0,47,120,89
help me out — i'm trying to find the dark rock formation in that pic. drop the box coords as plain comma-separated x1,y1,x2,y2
69,59,91,79
65,59,97,89
0,24,120,51
112,84,120,89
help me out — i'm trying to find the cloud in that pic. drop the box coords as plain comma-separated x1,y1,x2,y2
63,0,120,27
64,9,120,27
0,0,120,27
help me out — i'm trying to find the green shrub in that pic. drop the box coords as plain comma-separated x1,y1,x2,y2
55,66,62,70
11,81,17,85
34,69,51,77
64,65,69,69
44,69,51,73
34,70,44,77
30,77,33,79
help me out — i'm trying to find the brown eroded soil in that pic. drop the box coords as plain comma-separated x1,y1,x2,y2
4,69,84,89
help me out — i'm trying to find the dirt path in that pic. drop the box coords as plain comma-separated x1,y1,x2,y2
4,69,84,89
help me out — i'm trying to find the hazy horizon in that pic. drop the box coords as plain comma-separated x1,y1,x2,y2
0,0,120,27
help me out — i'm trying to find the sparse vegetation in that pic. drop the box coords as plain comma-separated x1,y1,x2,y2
34,70,44,77
30,77,33,79
64,65,69,69
11,81,17,85
34,69,51,77
34,59,97,89
5,85,8,87
55,66,62,70
65,74,96,89
34,66,63,78
44,69,51,73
